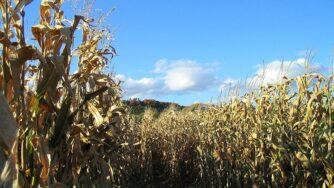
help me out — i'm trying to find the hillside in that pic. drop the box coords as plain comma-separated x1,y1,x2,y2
123,98,184,120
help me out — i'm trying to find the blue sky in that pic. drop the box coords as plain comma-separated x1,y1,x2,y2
25,0,334,105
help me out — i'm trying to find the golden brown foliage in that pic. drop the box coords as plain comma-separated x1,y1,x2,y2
0,0,126,187
0,0,333,187
121,74,334,187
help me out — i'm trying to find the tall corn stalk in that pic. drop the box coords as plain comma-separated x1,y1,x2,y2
0,0,126,187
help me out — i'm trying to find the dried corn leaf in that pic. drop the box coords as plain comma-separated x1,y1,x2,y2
49,96,72,148
84,86,108,102
0,31,12,46
110,105,126,115
0,93,17,153
12,0,33,15
87,102,104,127
40,0,52,24
0,155,17,187
295,151,310,168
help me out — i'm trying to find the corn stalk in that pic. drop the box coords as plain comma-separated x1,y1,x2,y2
0,0,126,187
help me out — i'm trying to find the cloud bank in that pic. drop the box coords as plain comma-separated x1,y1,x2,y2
115,57,324,100
115,59,220,98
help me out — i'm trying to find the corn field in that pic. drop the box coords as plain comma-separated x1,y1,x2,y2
0,0,333,187
119,74,334,187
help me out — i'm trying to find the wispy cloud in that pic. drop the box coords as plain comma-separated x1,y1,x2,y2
247,58,321,88
219,78,241,91
220,58,323,93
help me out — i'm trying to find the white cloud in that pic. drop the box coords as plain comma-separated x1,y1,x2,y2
116,59,220,98
219,58,323,94
115,74,163,98
116,57,324,101
153,59,168,73
218,78,242,102
247,58,321,88
219,78,240,91
160,59,219,91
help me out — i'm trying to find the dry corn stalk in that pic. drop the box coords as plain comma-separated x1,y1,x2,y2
0,0,126,187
